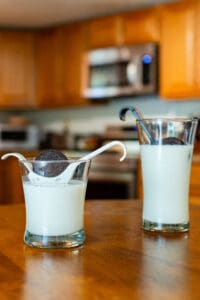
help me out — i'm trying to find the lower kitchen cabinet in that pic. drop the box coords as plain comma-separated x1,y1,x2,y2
189,160,200,199
0,156,24,204
0,151,38,204
1,153,199,205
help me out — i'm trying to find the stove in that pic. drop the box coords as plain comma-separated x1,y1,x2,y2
86,151,138,200
68,124,140,200
85,125,139,200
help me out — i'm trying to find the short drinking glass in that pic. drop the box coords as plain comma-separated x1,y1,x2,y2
20,158,90,248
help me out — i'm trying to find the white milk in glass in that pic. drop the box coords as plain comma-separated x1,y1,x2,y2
23,180,87,236
141,144,193,224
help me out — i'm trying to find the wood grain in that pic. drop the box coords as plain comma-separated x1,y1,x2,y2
84,15,123,49
0,31,35,108
160,0,200,99
0,200,199,299
121,6,160,45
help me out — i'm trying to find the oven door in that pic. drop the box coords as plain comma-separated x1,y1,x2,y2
86,171,136,200
86,154,137,200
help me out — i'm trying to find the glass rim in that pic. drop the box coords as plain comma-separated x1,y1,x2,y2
20,157,91,163
136,117,198,123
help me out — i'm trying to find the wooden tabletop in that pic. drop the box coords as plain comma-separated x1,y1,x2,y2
0,200,200,299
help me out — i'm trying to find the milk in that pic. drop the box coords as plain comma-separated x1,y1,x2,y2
141,144,193,224
23,179,87,236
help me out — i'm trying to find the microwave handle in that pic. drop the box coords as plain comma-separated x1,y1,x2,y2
126,60,140,85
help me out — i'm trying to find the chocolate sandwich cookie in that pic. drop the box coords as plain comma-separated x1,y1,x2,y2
33,149,69,177
162,137,184,145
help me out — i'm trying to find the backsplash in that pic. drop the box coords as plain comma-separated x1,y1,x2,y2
1,96,200,139
21,96,200,134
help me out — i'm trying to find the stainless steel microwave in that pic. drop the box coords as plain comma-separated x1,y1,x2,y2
82,43,158,99
0,124,39,150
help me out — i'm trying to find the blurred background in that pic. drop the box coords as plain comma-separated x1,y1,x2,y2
0,0,199,203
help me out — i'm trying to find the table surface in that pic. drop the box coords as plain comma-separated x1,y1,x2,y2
0,200,200,299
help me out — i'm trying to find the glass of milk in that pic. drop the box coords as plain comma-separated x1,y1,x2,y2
20,158,90,248
136,117,198,232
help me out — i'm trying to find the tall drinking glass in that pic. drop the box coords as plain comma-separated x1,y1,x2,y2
136,118,198,232
20,158,90,248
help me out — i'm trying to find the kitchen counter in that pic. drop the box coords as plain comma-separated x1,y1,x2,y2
0,199,200,299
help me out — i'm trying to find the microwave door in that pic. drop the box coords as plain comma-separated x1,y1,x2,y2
85,62,129,99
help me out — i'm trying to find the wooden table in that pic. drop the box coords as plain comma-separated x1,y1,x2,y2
0,200,200,299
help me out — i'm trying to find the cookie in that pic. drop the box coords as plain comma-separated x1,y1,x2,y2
33,149,69,177
162,137,184,145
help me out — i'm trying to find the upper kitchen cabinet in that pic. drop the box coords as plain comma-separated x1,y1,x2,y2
121,7,160,45
35,23,88,107
160,0,200,99
35,28,65,108
194,0,200,94
62,22,89,106
0,31,35,108
84,15,123,49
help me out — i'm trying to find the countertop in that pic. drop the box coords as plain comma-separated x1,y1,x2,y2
0,199,200,299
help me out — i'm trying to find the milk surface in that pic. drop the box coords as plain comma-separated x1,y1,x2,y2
141,144,193,224
23,179,87,235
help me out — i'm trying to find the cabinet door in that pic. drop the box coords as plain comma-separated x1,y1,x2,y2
85,15,123,49
137,159,143,200
35,28,65,107
0,31,35,108
190,162,200,198
195,0,200,91
0,151,39,204
160,1,199,99
121,7,160,45
62,22,89,105
0,156,24,204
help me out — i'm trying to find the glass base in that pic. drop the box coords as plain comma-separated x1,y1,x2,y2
24,229,85,248
143,220,189,233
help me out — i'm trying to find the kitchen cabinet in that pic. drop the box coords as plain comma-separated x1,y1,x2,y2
137,160,143,201
35,28,65,107
195,0,200,92
84,7,160,49
35,23,88,107
0,31,35,108
0,151,38,204
0,156,24,204
121,7,160,45
62,22,89,106
190,159,200,199
84,15,123,49
160,0,200,99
